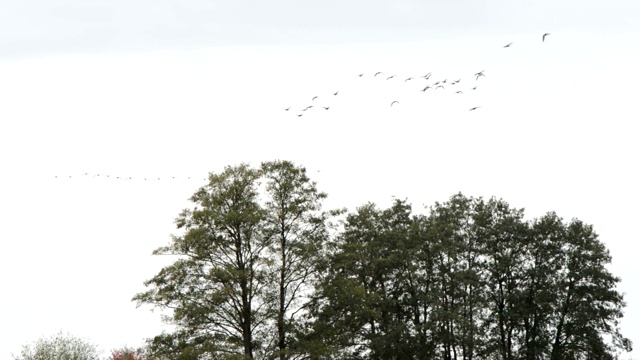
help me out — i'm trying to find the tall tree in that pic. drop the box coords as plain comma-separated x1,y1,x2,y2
309,199,423,358
260,160,333,359
549,219,632,360
424,194,482,360
133,164,268,359
519,212,566,360
472,196,528,360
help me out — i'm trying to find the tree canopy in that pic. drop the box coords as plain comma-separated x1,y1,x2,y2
134,162,632,360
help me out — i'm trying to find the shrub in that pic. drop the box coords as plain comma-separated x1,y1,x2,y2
12,331,100,360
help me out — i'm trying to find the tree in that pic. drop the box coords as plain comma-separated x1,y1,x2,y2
133,164,268,359
260,160,335,359
133,161,336,359
424,193,490,360
548,218,632,359
471,196,528,360
12,331,100,360
309,199,422,358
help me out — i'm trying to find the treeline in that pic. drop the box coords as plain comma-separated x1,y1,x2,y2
133,161,631,360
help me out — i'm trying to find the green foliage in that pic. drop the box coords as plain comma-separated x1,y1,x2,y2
260,160,336,359
12,331,100,360
133,161,337,359
132,159,631,360
310,193,632,360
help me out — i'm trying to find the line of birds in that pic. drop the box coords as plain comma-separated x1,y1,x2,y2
53,173,210,181
52,169,325,181
283,33,550,114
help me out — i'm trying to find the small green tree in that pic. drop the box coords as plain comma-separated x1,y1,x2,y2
12,331,100,360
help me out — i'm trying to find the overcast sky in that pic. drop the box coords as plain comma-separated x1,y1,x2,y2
1,1,639,358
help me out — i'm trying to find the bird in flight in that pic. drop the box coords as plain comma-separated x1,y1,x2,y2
297,114,303,117
302,106,313,111
469,107,480,111
542,33,550,42
374,72,383,77
323,106,330,110
471,86,477,90
436,85,444,90
386,75,396,80
475,71,485,80
504,42,513,48
284,107,291,111
333,91,339,95
312,96,318,101
390,100,399,107
421,86,431,92
456,91,463,94
423,73,432,79
358,73,364,77
405,77,413,82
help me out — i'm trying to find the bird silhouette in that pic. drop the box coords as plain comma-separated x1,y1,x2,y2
423,73,432,79
475,71,485,80
405,77,413,82
436,85,444,90
374,72,383,77
469,107,480,111
456,91,463,94
323,106,330,110
312,96,318,101
297,114,303,117
472,86,477,90
284,107,291,111
504,42,513,48
358,73,364,77
542,33,550,42
390,100,399,107
386,75,396,80
421,86,431,92
333,91,339,95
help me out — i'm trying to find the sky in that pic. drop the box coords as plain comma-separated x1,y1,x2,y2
1,0,639,358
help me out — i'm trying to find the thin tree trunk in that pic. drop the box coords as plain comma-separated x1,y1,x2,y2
278,226,287,360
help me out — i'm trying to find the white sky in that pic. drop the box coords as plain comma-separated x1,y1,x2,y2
1,0,639,358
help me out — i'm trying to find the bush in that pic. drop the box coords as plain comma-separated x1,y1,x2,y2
109,346,145,360
12,331,101,360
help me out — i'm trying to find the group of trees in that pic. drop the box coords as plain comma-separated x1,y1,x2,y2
130,161,631,359
306,195,632,359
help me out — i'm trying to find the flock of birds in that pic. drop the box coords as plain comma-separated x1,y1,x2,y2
284,33,551,116
52,33,552,181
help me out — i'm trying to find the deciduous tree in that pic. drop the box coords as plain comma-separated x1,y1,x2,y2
133,164,268,359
